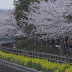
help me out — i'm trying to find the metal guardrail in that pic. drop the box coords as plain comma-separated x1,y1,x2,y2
0,38,16,45
1,46,72,65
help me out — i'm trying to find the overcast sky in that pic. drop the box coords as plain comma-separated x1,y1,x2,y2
0,0,14,9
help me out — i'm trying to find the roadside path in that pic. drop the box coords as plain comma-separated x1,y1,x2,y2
0,60,41,72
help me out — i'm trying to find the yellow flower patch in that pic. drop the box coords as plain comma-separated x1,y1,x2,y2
0,50,72,72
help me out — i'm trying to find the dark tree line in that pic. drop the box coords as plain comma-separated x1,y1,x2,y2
15,35,72,56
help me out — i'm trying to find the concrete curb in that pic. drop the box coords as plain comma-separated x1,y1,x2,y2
0,60,41,72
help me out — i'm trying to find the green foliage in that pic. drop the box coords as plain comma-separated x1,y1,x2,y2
43,67,54,72
45,0,48,2
65,14,72,21
16,37,59,54
26,61,33,68
14,0,41,21
24,24,36,34
16,38,33,50
32,63,42,71
14,0,48,21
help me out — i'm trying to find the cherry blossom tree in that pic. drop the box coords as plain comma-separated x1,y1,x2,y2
14,0,72,55
0,10,24,38
18,0,72,40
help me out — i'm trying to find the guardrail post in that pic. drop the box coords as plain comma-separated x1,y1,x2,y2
34,52,36,58
50,54,51,62
65,56,67,63
65,56,70,64
32,51,33,58
68,56,70,64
